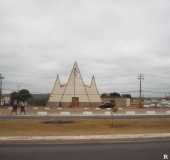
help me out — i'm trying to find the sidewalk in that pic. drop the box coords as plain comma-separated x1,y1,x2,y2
0,133,170,142
1,106,170,117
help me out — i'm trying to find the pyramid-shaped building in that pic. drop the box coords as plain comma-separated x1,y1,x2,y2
48,62,102,107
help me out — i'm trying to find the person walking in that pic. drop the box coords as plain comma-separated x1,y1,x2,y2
20,101,26,115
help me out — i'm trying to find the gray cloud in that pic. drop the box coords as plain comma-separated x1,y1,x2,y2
0,0,170,97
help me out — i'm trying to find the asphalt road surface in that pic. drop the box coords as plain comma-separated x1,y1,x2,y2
0,140,170,160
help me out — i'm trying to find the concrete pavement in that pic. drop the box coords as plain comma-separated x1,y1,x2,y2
1,133,170,142
1,106,170,117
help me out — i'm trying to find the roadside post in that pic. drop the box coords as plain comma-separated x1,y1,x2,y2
111,100,118,128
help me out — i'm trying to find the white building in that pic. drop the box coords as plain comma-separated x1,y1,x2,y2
48,62,102,107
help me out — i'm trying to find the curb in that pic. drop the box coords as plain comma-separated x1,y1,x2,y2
0,133,170,141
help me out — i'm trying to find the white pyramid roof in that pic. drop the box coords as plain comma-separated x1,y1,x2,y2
49,74,64,102
48,62,101,103
87,75,102,102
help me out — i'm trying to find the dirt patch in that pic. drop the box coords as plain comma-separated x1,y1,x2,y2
43,120,75,124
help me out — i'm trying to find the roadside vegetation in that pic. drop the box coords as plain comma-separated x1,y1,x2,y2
0,118,170,136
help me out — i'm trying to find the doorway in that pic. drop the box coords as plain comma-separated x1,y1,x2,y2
72,97,79,107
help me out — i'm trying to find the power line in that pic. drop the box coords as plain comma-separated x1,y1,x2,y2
145,73,170,79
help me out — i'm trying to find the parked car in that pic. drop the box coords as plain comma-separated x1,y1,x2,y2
98,102,113,109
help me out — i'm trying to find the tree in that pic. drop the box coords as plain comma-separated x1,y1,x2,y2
18,89,31,102
10,89,31,114
110,92,121,98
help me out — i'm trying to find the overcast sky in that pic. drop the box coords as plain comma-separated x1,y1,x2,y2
0,0,170,97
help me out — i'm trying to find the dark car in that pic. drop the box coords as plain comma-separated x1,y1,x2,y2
98,102,113,109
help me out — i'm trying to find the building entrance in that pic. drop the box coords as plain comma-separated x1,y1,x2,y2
72,97,79,107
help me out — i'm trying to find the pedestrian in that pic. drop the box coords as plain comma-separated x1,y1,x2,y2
20,101,26,115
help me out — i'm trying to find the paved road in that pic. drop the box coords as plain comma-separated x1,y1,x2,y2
0,140,170,160
1,114,170,120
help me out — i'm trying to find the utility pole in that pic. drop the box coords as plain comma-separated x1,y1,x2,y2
137,73,144,108
0,73,4,106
